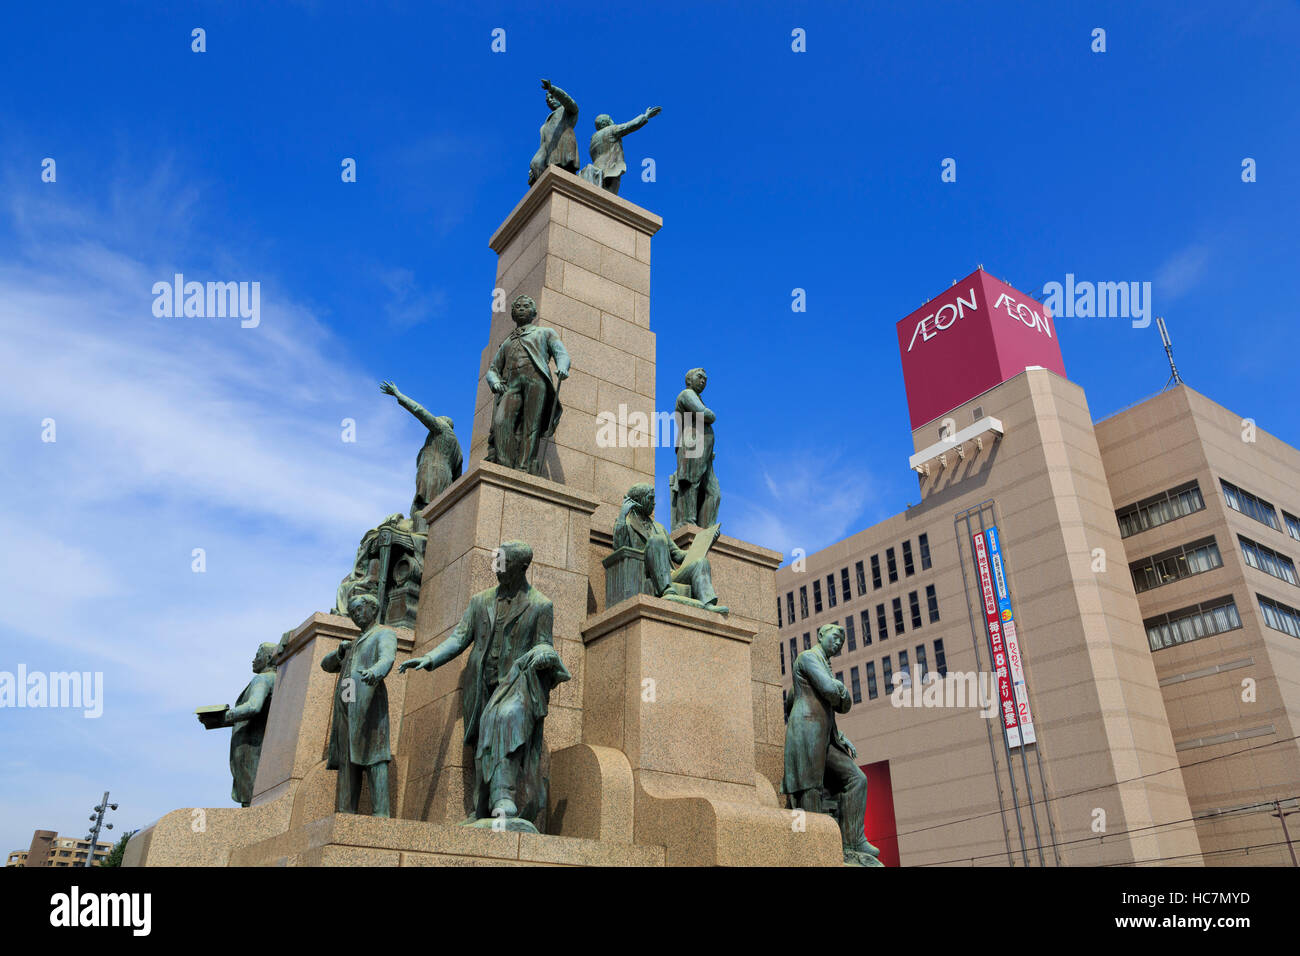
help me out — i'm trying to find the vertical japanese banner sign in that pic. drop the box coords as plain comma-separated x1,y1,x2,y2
972,530,1021,748
986,527,1036,745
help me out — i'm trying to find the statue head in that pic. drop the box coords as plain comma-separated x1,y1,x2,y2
511,294,538,327
347,593,380,632
817,623,846,658
496,540,533,586
685,368,707,394
627,482,655,517
252,643,279,673
594,114,613,130
546,92,559,111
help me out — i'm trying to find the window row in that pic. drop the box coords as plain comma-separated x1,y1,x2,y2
782,534,934,623
783,586,941,672
1129,537,1222,593
1144,596,1242,651
841,640,949,704
1115,480,1205,538
1240,535,1299,586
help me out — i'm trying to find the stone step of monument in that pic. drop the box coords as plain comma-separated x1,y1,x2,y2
228,812,665,867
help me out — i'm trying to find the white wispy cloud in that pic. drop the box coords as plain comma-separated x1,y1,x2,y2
1154,243,1211,300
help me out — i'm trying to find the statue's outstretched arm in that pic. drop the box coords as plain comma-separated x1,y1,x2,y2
613,106,661,138
549,83,579,116
382,382,442,433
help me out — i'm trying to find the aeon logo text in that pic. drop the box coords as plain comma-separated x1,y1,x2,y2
905,287,978,352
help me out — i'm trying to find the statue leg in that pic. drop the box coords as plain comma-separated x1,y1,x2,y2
492,386,526,469
366,761,391,818
678,478,698,525
518,375,549,474
337,761,362,814
698,468,721,527
673,556,718,606
643,536,675,596
824,747,871,854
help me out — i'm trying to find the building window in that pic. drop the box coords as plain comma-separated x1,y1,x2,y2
776,599,782,628
813,580,823,614
919,533,932,570
786,592,795,624
855,560,867,595
934,638,948,677
898,649,910,686
1130,537,1223,593
803,632,811,650
926,584,940,623
860,609,872,646
1221,479,1280,531
870,555,882,589
835,670,843,684
1116,480,1206,538
849,666,862,703
915,643,928,681
844,614,857,651
909,590,922,629
799,586,809,619
1240,535,1299,586
841,567,853,603
826,574,837,608
876,604,888,640
789,637,798,666
1144,596,1242,650
866,662,878,700
1260,594,1300,639
881,656,893,693
892,597,905,633
779,642,785,675
903,540,915,576
1284,511,1300,543
886,547,898,583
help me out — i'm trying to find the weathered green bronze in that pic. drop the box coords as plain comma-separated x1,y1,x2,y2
332,514,424,630
613,483,728,614
484,295,570,475
669,368,720,530
196,642,278,807
381,381,463,533
528,79,580,185
783,623,883,866
322,594,398,817
579,105,662,194
399,541,570,831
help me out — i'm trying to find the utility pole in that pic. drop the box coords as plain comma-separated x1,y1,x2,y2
84,791,118,867
1271,799,1298,867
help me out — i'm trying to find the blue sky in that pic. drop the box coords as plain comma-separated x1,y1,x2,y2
1,1,1297,852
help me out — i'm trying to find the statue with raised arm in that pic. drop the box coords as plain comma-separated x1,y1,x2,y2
196,642,278,807
380,381,463,533
613,482,728,614
783,623,882,867
484,294,570,475
321,593,397,817
528,78,580,186
578,105,661,195
399,541,570,831
669,367,720,530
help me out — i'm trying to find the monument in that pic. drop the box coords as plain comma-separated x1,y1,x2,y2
125,84,847,867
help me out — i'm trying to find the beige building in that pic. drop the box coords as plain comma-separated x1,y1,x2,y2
8,830,113,867
778,368,1300,866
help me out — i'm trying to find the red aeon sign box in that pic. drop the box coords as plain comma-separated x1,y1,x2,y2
895,269,1066,430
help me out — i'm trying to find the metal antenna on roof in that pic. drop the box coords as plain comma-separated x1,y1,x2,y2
1156,316,1183,389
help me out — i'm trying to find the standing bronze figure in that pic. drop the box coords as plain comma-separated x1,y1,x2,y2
528,79,580,185
580,105,662,194
399,541,570,830
670,368,720,530
485,294,570,475
380,381,462,533
197,642,278,807
322,594,398,817
783,623,882,866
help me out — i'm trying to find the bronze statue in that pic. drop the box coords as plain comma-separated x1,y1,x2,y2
579,105,661,194
669,368,720,530
380,381,463,533
613,482,728,614
782,623,882,866
399,541,570,830
322,594,397,817
484,294,570,475
332,514,424,630
196,642,278,807
528,79,580,185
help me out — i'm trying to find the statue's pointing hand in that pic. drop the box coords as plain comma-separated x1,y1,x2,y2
380,381,399,396
646,106,662,119
398,656,431,674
